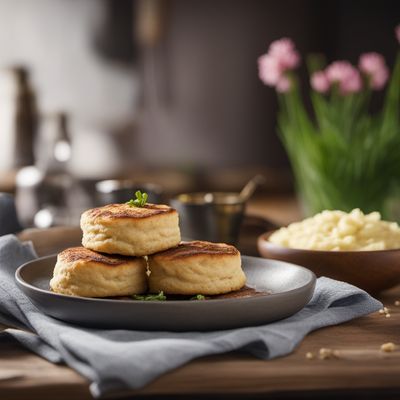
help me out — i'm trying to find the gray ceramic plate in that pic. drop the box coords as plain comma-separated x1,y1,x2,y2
15,255,316,331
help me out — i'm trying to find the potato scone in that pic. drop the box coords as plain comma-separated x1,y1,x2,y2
50,247,147,297
80,203,181,256
148,241,246,295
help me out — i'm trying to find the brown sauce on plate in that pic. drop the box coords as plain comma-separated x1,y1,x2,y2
111,286,271,301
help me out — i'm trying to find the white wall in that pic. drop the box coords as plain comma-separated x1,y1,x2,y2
0,0,138,129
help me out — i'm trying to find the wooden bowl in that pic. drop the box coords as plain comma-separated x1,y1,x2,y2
257,231,400,294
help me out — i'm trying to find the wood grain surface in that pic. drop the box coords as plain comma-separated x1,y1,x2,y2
2,304,400,399
2,197,400,399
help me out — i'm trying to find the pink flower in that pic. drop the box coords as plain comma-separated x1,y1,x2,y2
258,54,283,86
359,52,389,90
269,38,295,54
310,71,330,93
258,37,300,91
396,25,400,43
342,72,362,94
326,61,362,94
326,61,352,81
269,38,300,70
276,76,291,93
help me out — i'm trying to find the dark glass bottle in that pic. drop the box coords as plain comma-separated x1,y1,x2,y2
0,67,38,170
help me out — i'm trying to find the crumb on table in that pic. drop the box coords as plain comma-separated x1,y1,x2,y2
305,352,314,360
381,342,396,352
319,348,336,360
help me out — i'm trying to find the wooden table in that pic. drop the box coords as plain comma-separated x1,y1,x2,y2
2,197,400,399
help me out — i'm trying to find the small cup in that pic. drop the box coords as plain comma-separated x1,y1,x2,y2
170,192,245,245
95,180,163,206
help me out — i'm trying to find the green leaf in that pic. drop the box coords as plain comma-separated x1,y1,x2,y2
126,190,149,207
190,294,206,300
132,291,166,301
382,52,400,130
306,53,327,75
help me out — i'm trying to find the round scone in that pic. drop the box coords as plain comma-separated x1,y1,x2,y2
50,247,147,297
148,241,246,295
81,203,181,256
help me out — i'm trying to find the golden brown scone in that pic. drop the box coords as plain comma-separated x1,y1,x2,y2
50,247,147,297
148,241,246,295
80,203,181,256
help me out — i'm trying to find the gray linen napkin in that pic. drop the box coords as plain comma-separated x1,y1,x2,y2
0,234,382,398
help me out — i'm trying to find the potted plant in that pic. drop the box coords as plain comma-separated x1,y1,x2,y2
258,26,400,218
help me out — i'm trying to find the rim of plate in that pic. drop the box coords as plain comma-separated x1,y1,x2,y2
15,254,316,305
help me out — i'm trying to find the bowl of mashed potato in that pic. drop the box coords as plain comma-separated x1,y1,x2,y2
258,209,400,293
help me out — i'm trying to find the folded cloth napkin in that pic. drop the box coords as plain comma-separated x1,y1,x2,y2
0,235,382,398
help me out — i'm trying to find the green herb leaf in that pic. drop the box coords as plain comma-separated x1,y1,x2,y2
132,291,166,301
126,190,148,207
190,294,205,300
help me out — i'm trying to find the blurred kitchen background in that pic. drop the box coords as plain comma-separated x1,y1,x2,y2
0,0,399,228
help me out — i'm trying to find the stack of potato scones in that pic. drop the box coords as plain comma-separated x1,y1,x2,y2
50,200,246,298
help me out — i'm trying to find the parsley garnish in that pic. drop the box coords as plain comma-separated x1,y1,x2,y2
127,190,148,207
190,294,205,300
132,291,166,301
